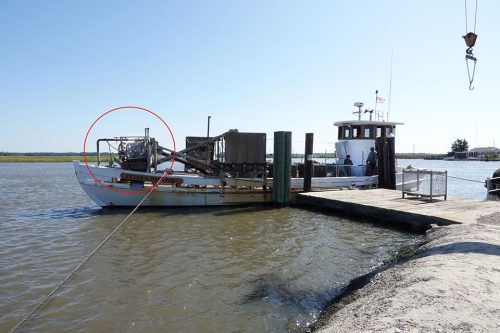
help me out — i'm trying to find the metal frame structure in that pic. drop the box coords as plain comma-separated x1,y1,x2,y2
95,129,268,180
402,169,448,201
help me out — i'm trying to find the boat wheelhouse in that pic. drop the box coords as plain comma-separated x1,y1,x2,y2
334,119,403,176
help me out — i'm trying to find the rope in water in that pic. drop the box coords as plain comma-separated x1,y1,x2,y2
448,175,485,184
9,178,162,333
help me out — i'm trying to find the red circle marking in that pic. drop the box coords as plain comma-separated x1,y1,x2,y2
83,106,176,195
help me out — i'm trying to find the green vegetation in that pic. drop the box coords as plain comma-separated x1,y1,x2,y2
396,153,447,160
485,152,500,161
270,152,446,160
0,155,100,163
394,244,420,261
449,138,469,156
3,151,483,163
0,152,112,163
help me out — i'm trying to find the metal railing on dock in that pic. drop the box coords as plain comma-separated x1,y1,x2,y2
402,169,447,200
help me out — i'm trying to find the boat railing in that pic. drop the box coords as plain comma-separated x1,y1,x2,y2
324,164,368,177
290,162,372,178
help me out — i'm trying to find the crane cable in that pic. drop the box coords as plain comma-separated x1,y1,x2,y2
8,175,164,333
463,0,478,90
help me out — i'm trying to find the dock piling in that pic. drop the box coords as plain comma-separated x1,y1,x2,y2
303,133,314,192
376,137,396,189
273,131,292,204
284,131,292,203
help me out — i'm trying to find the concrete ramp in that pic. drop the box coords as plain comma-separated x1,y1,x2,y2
296,189,500,231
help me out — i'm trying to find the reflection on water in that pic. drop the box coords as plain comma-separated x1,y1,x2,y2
1,163,417,332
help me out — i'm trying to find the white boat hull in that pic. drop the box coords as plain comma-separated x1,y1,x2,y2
73,161,380,207
74,161,274,207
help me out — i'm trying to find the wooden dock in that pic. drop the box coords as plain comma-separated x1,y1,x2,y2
296,189,500,231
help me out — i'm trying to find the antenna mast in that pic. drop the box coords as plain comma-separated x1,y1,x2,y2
353,102,364,120
388,50,393,121
374,90,380,120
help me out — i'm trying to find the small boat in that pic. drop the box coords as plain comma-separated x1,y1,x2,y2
74,107,406,207
485,168,500,198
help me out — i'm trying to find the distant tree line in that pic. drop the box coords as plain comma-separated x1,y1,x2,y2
448,138,469,156
1,139,477,160
0,152,98,156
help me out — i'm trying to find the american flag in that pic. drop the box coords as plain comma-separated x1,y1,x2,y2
376,96,386,103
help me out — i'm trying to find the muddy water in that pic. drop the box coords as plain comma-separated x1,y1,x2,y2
0,163,416,332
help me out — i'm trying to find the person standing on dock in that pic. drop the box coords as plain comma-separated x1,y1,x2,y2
343,154,353,176
366,147,377,176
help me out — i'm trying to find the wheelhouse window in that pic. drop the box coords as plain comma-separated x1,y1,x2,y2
344,127,351,139
338,125,391,139
363,127,373,139
352,126,362,138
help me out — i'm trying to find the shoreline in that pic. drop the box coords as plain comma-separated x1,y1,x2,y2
0,156,100,163
311,212,500,333
1,154,499,163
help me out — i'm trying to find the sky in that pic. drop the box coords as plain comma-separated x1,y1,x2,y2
1,0,499,154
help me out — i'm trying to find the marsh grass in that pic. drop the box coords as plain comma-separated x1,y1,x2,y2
0,155,103,163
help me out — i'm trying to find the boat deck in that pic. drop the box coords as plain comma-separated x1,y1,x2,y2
296,188,500,231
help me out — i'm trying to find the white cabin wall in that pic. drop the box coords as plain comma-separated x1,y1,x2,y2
335,139,375,166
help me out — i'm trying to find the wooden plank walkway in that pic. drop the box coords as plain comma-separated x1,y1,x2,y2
296,189,500,231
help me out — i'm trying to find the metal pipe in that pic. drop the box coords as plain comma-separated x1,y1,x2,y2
96,139,103,166
206,116,211,163
207,116,211,138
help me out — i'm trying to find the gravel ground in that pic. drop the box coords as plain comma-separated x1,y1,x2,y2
313,212,500,333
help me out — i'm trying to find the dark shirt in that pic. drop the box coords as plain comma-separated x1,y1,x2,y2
344,158,353,165
367,151,377,164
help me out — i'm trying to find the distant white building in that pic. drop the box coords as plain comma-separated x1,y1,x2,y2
455,147,499,160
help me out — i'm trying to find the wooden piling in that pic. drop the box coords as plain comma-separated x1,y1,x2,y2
376,137,396,190
273,131,292,204
273,131,285,203
376,137,385,188
388,137,396,189
304,133,314,192
284,131,292,203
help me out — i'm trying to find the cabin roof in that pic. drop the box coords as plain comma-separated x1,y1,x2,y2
334,120,404,126
469,146,498,153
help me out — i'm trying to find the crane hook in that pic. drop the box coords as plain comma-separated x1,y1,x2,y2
463,32,477,90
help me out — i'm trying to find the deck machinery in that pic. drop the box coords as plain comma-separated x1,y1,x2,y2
95,129,268,187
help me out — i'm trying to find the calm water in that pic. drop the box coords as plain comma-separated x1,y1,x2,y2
310,158,499,201
397,159,500,200
0,163,419,332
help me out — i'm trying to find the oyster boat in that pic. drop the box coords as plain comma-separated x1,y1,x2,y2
74,111,405,207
